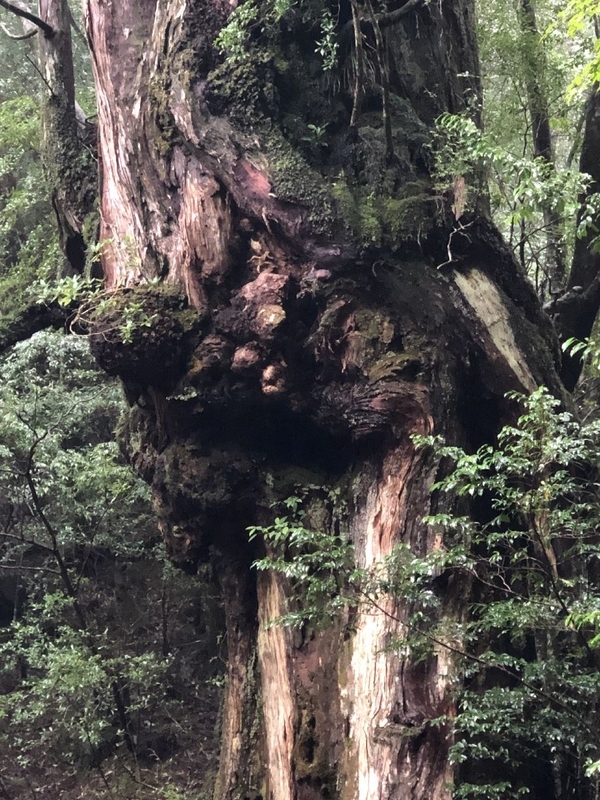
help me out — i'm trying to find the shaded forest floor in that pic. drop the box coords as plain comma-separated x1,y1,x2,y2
1,683,222,800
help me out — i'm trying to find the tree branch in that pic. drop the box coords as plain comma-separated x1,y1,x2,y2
376,0,425,30
341,0,424,40
0,562,60,576
25,53,54,95
67,1,85,45
0,530,55,555
0,20,36,39
0,0,54,38
0,300,70,357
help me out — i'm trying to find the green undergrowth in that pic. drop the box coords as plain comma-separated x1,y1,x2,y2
332,178,436,247
0,330,224,799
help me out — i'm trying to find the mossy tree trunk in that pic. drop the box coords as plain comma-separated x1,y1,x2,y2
554,86,600,390
83,1,564,798
0,0,96,270
38,0,95,271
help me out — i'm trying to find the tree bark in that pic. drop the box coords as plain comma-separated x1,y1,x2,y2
518,0,567,298
82,1,563,798
39,0,96,272
552,87,600,389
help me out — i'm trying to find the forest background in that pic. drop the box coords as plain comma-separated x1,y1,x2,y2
1,0,600,799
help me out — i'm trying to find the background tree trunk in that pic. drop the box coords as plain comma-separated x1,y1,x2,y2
554,87,600,389
83,1,563,798
39,0,95,271
518,0,566,298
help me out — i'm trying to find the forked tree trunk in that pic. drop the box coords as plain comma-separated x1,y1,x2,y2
83,1,562,797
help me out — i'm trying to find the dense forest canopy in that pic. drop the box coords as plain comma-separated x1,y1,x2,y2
2,1,600,799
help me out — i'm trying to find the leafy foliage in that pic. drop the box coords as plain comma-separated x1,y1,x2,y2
215,0,339,72
0,95,63,330
33,274,162,344
474,0,596,295
413,388,600,797
431,111,591,259
558,0,600,93
251,389,600,798
0,332,223,798
249,490,353,627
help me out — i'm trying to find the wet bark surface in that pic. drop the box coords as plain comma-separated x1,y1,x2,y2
83,1,564,798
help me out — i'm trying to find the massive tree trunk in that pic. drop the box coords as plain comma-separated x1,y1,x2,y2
82,1,563,798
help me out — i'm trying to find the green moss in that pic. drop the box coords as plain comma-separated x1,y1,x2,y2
81,207,99,248
43,94,97,221
88,285,203,387
258,127,335,235
81,207,101,277
0,226,65,350
147,73,182,157
0,280,53,350
291,704,336,793
367,351,422,382
146,0,232,154
0,262,38,317
332,178,437,248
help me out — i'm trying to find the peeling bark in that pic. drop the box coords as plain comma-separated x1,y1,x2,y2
452,266,537,393
341,441,455,800
82,0,565,797
257,571,296,800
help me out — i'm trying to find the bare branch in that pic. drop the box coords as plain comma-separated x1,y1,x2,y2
67,1,85,45
0,530,55,555
0,563,60,576
0,0,54,38
0,19,36,39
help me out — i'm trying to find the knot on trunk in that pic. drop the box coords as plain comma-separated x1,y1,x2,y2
87,286,202,390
